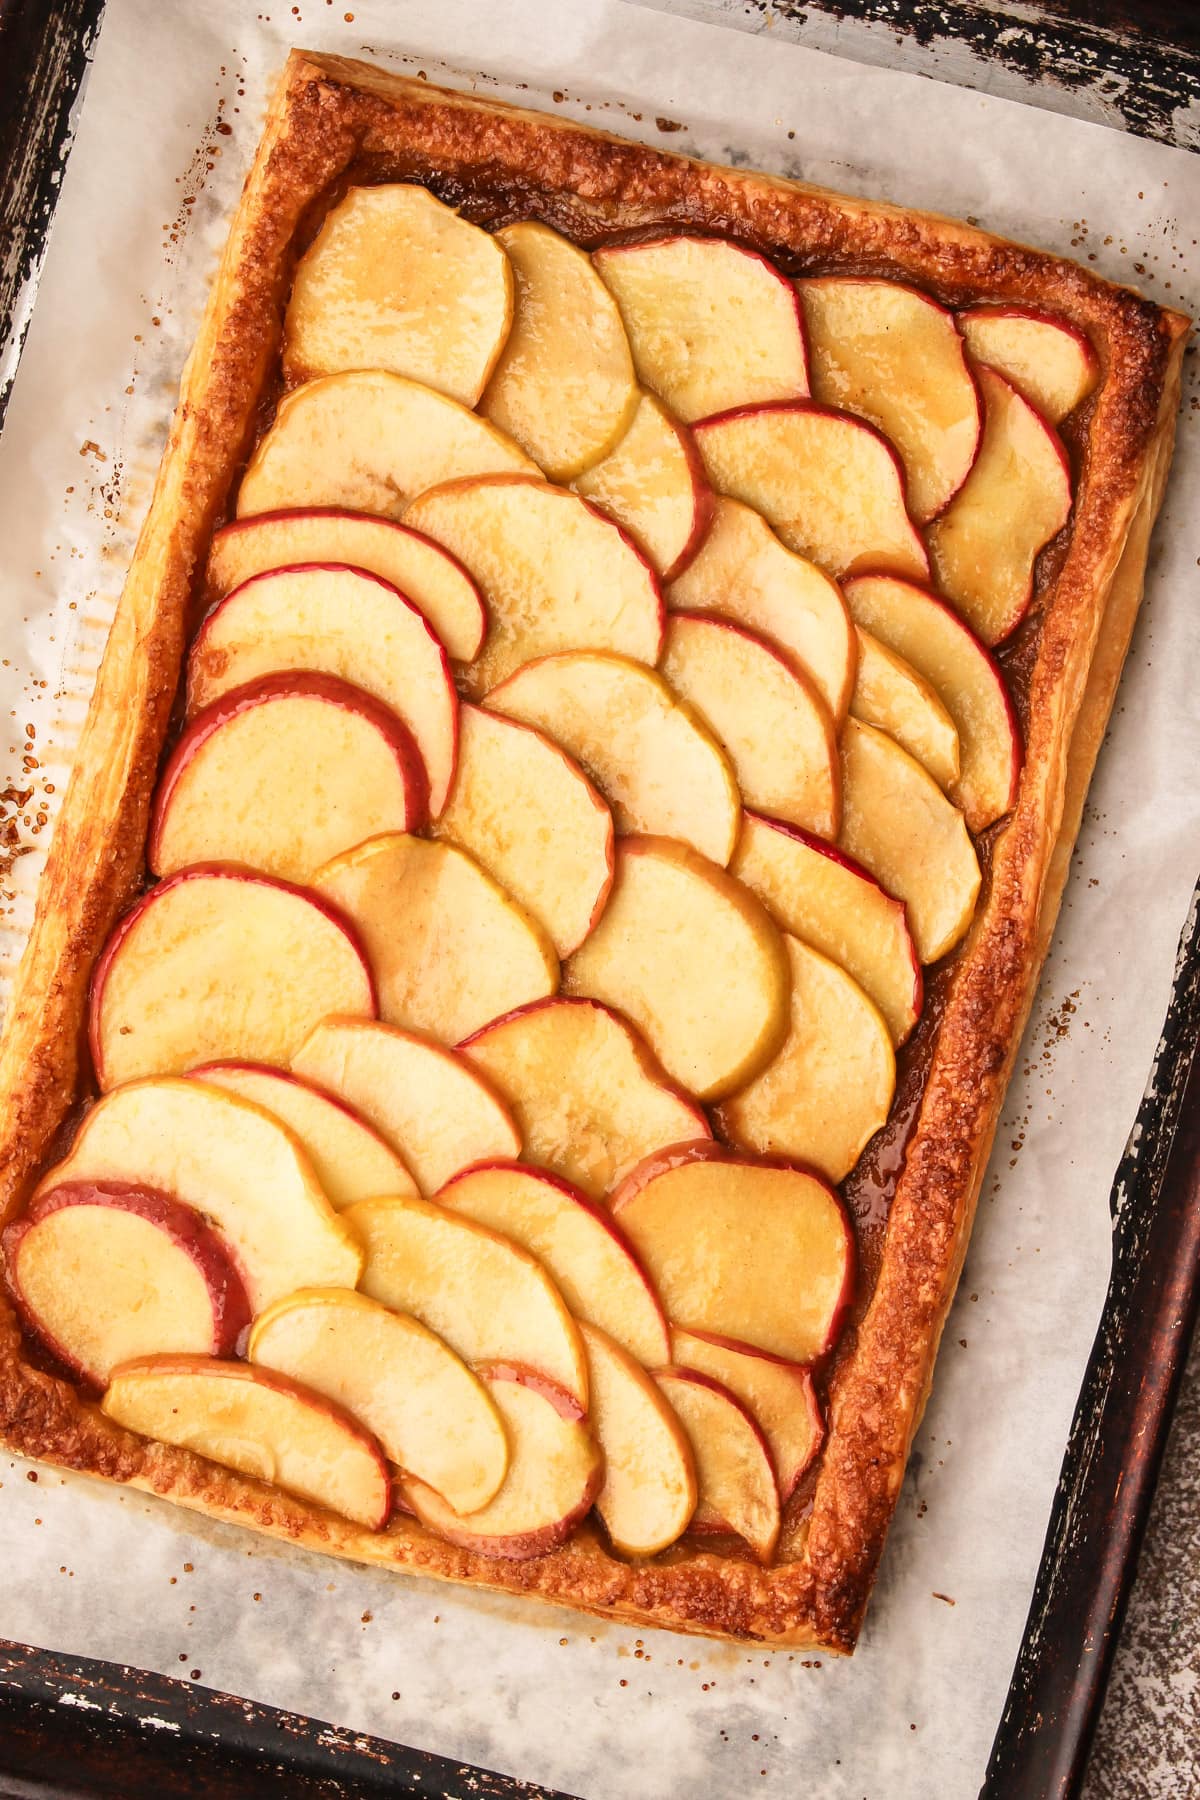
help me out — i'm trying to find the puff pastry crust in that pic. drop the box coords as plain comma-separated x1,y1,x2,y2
0,51,1188,1652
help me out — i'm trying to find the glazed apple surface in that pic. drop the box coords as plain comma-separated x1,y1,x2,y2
582,1323,697,1558
850,627,961,793
654,1367,780,1563
957,307,1098,425
573,389,713,580
670,1328,823,1503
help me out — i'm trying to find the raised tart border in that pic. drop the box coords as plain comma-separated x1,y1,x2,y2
0,51,1188,1653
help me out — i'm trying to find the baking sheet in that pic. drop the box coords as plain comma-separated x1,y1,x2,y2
0,3,1197,1796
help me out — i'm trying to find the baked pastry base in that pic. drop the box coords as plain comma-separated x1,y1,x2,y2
0,51,1188,1652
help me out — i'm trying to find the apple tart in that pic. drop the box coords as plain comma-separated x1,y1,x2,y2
0,51,1188,1653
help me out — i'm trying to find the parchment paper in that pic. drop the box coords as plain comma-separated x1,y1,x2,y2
0,4,1197,1795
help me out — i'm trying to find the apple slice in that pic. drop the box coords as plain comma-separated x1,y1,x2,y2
283,184,513,405
486,651,740,867
839,718,981,964
612,1144,853,1365
292,1018,520,1196
926,366,1073,644
188,1063,416,1208
593,236,809,423
405,475,663,699
732,811,921,1047
237,372,539,522
102,1355,390,1529
186,565,458,816
957,308,1099,425
437,1161,669,1367
149,674,429,885
400,1364,602,1559
842,573,1021,832
694,402,929,583
205,511,487,663
666,495,855,722
715,933,896,1184
481,220,638,479
312,834,557,1047
434,705,614,957
661,612,839,839
851,626,960,791
3,1181,250,1387
345,1194,588,1409
582,1323,696,1557
39,1078,363,1313
799,277,982,522
247,1288,509,1515
564,835,788,1102
459,997,710,1201
654,1368,779,1562
671,1328,822,1503
90,867,375,1090
573,391,713,581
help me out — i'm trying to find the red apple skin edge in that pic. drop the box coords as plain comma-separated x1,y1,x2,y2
455,995,714,1147
739,806,924,1032
203,517,488,636
955,305,1100,377
149,668,431,873
435,1156,670,1341
690,399,930,578
2,1181,253,1388
796,275,984,523
656,1364,778,1555
105,1353,393,1531
188,1058,402,1141
86,864,379,1091
660,417,717,584
189,557,466,719
610,1140,857,1361
839,569,1024,812
671,1325,825,1501
595,234,812,395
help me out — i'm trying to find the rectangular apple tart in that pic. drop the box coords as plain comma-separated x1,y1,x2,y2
0,51,1188,1653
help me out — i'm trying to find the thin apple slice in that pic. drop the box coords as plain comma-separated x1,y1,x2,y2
839,719,981,964
593,236,809,423
564,835,788,1102
3,1181,250,1387
405,475,664,699
149,674,429,885
958,308,1099,425
103,1356,390,1529
206,512,485,663
188,1063,416,1208
90,867,375,1090
435,705,614,957
283,184,513,405
573,391,713,580
716,933,896,1183
843,573,1020,831
345,1194,588,1408
292,1018,520,1196
926,366,1073,645
654,1368,779,1562
799,277,982,522
671,1328,822,1503
437,1161,669,1367
582,1323,696,1557
612,1144,854,1364
186,565,458,815
486,651,740,867
661,612,839,839
237,373,539,522
694,402,929,583
732,811,921,1047
401,1364,602,1559
312,834,557,1047
481,221,638,479
666,495,855,723
851,627,960,791
459,997,710,1201
248,1288,509,1515
40,1078,363,1313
